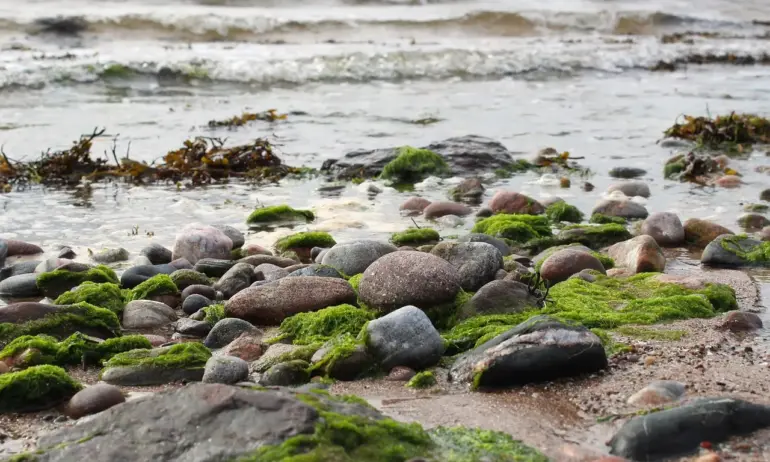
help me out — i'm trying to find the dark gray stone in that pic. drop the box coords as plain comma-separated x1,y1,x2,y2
702,234,764,267
182,294,212,315
122,300,177,329
194,258,236,278
202,355,249,384
205,318,258,349
320,240,398,276
91,248,129,264
214,224,245,249
592,200,648,219
0,260,41,282
0,273,43,299
120,264,176,289
174,318,212,337
449,316,607,388
288,264,345,279
430,242,503,291
181,285,218,302
365,305,444,371
63,384,125,419
214,263,254,299
641,212,685,246
58,246,76,259
259,360,310,386
609,167,647,179
140,243,172,265
0,238,7,267
458,233,510,257
459,280,538,319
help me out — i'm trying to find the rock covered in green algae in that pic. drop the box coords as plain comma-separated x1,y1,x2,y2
380,146,450,182
405,370,436,389
130,274,179,301
170,269,210,290
100,342,211,386
702,234,770,267
246,204,314,226
54,282,130,314
259,359,311,386
390,228,440,247
0,333,151,368
472,214,551,244
310,334,374,381
274,231,336,255
544,201,584,223
36,265,119,299
274,304,374,346
0,365,82,413
525,223,632,253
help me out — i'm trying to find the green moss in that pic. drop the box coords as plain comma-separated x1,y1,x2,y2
0,365,82,413
589,213,627,225
380,146,449,182
54,282,130,314
533,244,614,271
526,223,631,253
103,342,210,369
170,270,210,289
36,265,119,298
391,228,440,246
442,314,534,355
615,326,688,341
99,64,136,79
429,426,548,462
202,304,226,324
0,303,121,348
348,274,363,293
309,333,365,377
743,203,769,213
422,290,475,331
494,159,535,178
406,371,436,389
664,156,686,178
275,232,336,253
0,333,152,368
545,202,584,223
472,214,552,243
130,274,179,301
246,205,315,225
277,304,374,345
590,328,632,357
719,234,770,264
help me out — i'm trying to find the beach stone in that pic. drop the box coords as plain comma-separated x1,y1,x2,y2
606,181,651,198
214,263,254,299
449,315,607,388
170,269,210,290
214,225,245,249
718,311,763,333
716,175,742,188
101,363,204,387
450,177,485,203
5,239,43,256
540,249,606,284
0,239,5,267
174,318,212,337
0,302,59,324
287,264,344,279
489,191,545,215
218,332,266,362
609,398,770,460
170,258,194,270
0,260,41,282
133,256,153,267
760,226,770,241
238,255,297,268
202,355,249,384
140,243,172,265
244,244,272,257
592,200,648,219
253,263,288,283
430,242,503,291
609,167,646,179
283,264,310,274
250,344,305,373
386,366,416,382
608,235,665,274
172,223,233,265
458,233,510,257
0,273,42,299
194,258,236,278
182,294,213,315
181,285,218,302
436,215,464,228
64,384,125,419
122,300,177,329
311,343,373,381
57,246,76,259
365,305,444,371
569,268,600,283
627,380,686,407
320,240,398,276
120,264,175,288
702,234,762,267
259,360,310,386
143,335,167,347
205,318,258,349
459,280,539,319
761,188,770,202
423,201,472,220
34,258,83,274
226,277,356,325
683,218,734,248
641,212,685,246
738,213,770,230
400,197,432,215
358,251,461,314
91,248,129,264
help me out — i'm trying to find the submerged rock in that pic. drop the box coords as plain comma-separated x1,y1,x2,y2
172,224,233,265
91,248,130,264
449,316,607,389
606,181,651,198
450,177,485,203
365,305,445,371
609,167,647,179
489,191,545,215
430,242,503,291
608,235,666,274
641,212,685,246
591,200,648,219
423,201,472,220
738,213,770,230
399,197,432,215
683,218,734,248
140,243,173,265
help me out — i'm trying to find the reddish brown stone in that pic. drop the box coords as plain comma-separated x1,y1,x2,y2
218,333,266,362
608,235,665,274
386,366,416,382
423,201,472,220
715,175,742,188
718,311,763,333
5,240,43,256
488,191,544,215
540,249,606,284
683,218,734,248
400,197,432,215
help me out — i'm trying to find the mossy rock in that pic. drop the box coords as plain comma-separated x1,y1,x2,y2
420,290,475,331
718,234,770,265
589,213,627,225
0,333,152,368
104,342,210,369
274,232,336,254
131,274,179,301
533,244,614,271
545,202,584,223
202,304,226,325
170,270,210,290
54,282,131,314
0,302,121,348
348,274,363,294
526,223,631,253
391,228,440,247
743,203,769,213
664,155,687,178
429,426,548,462
275,304,374,345
36,265,119,299
0,365,82,413
380,146,449,183
406,371,436,389
472,214,552,243
246,205,314,226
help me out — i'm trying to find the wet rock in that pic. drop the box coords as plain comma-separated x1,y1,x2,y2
238,254,297,268
205,318,258,349
365,305,444,371
641,212,685,246
540,249,606,284
423,202,472,220
449,316,607,388
218,332,266,362
718,311,763,333
702,234,763,267
250,344,306,373
450,177,485,204
0,273,43,299
592,200,648,219
253,263,288,283
213,263,254,299
358,251,461,315
716,175,742,188
170,269,211,290
683,218,734,248
172,223,233,265
5,239,43,256
194,258,236,278
287,264,344,279
608,235,665,274
489,191,545,215
737,213,770,230
475,207,493,218
91,248,129,264
226,277,356,325
0,302,59,324
64,384,125,419
120,264,175,289
58,246,76,259
311,343,373,381
386,366,416,382
214,224,245,249
174,318,212,337
182,294,212,315
436,215,464,228
760,226,770,241
459,280,538,319
458,233,510,257
609,167,646,179
569,268,600,283
0,260,41,282
761,188,770,202
400,197,432,215
259,360,310,386
430,242,502,291
244,244,272,257
320,240,398,276
181,284,218,302
609,398,770,460
202,355,249,384
627,380,686,407
122,300,177,329
140,243,172,265
606,181,651,198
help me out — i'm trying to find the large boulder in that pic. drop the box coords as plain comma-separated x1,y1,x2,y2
358,251,461,314
683,218,733,248
225,277,356,325
449,316,607,389
641,212,685,246
320,240,398,276
365,305,444,371
591,200,648,219
539,248,606,284
607,235,666,274
488,191,545,215
172,224,233,265
429,242,503,291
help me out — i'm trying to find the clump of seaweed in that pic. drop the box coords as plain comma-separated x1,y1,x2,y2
664,152,737,183
207,109,287,128
651,53,770,72
663,112,770,151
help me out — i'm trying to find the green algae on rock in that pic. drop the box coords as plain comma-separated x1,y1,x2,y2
308,333,369,378
130,274,179,301
348,274,363,293
719,234,770,264
170,269,211,289
275,304,374,345
442,313,535,355
0,365,82,413
429,426,548,462
0,333,152,368
54,282,130,314
589,213,627,225
202,304,226,325
472,214,552,243
379,146,449,183
36,265,119,299
246,205,315,226
526,223,631,253
275,232,336,254
406,370,436,389
664,112,770,150
545,202,584,223
391,228,440,246
104,342,210,370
